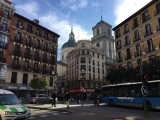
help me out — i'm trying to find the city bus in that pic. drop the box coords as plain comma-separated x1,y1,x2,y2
101,80,160,110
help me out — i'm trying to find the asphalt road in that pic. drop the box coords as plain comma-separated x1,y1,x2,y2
28,104,160,120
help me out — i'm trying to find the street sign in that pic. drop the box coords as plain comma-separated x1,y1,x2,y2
141,85,148,96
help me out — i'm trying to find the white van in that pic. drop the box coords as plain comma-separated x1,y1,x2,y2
0,89,31,120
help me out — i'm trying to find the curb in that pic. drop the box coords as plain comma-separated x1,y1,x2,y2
125,116,158,120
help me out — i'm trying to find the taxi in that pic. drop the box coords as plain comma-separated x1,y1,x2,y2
0,89,31,120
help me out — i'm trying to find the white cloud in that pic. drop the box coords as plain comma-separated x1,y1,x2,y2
114,0,151,25
16,1,39,17
60,0,88,11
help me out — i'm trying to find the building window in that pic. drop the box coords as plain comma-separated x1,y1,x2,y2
115,29,120,38
92,60,95,65
82,50,85,55
11,72,17,83
44,33,48,40
97,54,99,58
3,9,9,19
1,23,7,32
80,73,86,79
96,43,100,47
34,63,38,71
116,40,121,49
89,65,91,71
118,52,122,62
157,18,160,31
92,52,94,57
135,44,141,56
81,65,86,71
49,77,53,86
97,29,99,35
80,57,86,63
35,39,40,48
97,61,99,66
27,25,32,33
137,59,142,67
22,74,28,84
156,2,160,15
145,24,152,36
124,35,130,46
0,34,7,48
134,30,140,41
93,67,95,73
147,39,154,52
82,43,85,47
15,32,22,41
36,29,41,36
142,10,150,23
124,23,129,33
132,17,139,28
17,20,23,28
126,48,131,60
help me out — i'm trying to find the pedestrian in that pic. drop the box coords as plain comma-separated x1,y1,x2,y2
65,91,70,109
51,91,57,107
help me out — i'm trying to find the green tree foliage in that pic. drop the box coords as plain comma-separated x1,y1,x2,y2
30,76,48,90
106,56,160,84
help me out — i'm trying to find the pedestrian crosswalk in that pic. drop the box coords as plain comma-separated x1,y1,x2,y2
30,108,72,119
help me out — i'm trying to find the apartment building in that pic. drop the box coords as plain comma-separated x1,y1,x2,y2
66,40,107,99
113,0,160,69
0,0,15,88
3,12,59,99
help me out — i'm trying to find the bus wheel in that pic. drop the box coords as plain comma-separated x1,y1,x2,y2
108,99,113,106
143,101,152,111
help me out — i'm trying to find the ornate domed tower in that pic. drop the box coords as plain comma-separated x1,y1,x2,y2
60,27,77,63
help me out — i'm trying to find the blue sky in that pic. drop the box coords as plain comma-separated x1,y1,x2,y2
11,0,151,60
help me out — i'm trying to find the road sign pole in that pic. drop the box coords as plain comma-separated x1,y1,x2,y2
143,96,149,118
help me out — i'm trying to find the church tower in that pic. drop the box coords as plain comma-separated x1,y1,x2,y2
60,26,77,63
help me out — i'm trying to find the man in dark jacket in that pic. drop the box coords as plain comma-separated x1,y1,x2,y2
65,91,70,109
52,92,57,107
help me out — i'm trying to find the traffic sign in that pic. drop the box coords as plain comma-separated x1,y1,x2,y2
141,85,148,96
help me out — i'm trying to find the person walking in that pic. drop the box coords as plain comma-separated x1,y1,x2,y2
65,91,70,109
51,91,57,107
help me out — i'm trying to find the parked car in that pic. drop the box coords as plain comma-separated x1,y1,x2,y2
30,94,53,104
0,89,31,120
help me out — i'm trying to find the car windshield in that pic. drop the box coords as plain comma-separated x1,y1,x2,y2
0,94,20,105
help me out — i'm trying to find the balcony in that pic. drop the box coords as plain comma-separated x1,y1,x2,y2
0,41,8,49
35,45,41,50
13,51,22,57
144,31,153,37
24,52,32,59
35,33,42,37
34,56,41,61
33,68,41,73
15,37,23,43
23,66,31,72
12,64,21,70
26,28,33,34
25,41,32,47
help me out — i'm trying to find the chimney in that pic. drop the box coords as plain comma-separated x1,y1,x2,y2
33,19,39,24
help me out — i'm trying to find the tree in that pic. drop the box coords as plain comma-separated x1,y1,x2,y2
30,76,48,90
